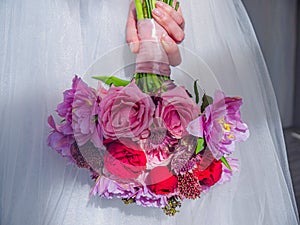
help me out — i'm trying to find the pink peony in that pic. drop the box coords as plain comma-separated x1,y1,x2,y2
72,78,104,148
187,90,249,159
99,82,155,140
157,86,200,138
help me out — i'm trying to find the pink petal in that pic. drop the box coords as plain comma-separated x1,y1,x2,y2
187,116,204,138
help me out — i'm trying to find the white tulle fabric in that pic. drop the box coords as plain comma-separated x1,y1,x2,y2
0,0,299,225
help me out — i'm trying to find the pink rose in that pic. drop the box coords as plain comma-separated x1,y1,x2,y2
157,86,200,138
99,82,155,140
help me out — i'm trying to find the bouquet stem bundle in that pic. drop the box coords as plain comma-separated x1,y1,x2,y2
135,0,179,20
134,0,180,93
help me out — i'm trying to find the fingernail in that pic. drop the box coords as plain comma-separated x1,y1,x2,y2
156,1,164,7
152,8,162,17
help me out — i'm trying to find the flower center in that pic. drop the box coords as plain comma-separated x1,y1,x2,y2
223,122,231,131
219,118,235,140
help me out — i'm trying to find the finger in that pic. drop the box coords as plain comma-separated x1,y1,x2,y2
152,7,185,43
161,34,181,66
126,1,140,53
155,1,185,30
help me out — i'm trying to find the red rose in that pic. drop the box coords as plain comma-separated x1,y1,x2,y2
104,139,147,179
146,166,178,195
193,160,222,187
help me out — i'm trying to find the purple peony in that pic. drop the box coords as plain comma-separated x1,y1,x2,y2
99,82,155,140
134,186,169,208
89,176,169,208
57,76,80,123
47,76,80,162
157,86,200,139
187,90,249,159
72,78,104,149
217,157,239,184
47,116,75,162
89,176,137,199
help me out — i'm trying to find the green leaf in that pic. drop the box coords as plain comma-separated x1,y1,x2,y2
201,94,213,113
220,156,232,171
194,80,200,104
92,76,130,87
195,138,205,154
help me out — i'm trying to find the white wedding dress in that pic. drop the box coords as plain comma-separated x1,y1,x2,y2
0,0,299,224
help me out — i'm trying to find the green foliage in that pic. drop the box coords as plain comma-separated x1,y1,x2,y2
220,156,232,171
201,94,213,113
195,138,205,154
92,76,130,87
194,80,200,104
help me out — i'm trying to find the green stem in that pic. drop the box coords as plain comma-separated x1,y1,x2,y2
142,0,147,18
145,0,152,18
152,0,156,10
133,0,176,93
175,2,180,11
135,73,171,93
135,0,144,20
153,74,162,88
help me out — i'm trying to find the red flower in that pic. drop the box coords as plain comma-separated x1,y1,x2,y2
146,166,178,195
104,139,147,179
193,160,222,187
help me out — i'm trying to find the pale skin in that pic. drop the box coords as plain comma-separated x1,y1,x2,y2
126,0,185,66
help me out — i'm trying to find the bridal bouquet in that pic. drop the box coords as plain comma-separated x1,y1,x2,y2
48,0,249,216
